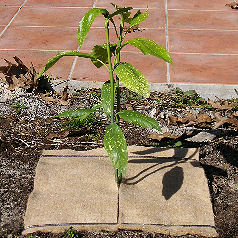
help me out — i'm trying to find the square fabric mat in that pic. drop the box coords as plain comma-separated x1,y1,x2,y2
23,146,217,237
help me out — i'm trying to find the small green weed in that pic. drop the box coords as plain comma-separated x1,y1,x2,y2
60,113,103,133
11,101,27,114
27,234,40,238
174,88,211,108
91,91,100,99
64,227,80,238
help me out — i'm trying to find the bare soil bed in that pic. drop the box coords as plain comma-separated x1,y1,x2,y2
0,85,237,238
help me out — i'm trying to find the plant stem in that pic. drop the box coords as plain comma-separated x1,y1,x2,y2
105,19,115,124
115,16,124,124
114,168,122,185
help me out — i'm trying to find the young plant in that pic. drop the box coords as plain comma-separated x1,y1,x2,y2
37,4,172,184
11,101,27,114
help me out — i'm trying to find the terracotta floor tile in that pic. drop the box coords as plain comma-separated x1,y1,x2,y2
11,7,91,27
81,28,166,52
0,7,19,25
168,0,230,10
71,56,107,82
0,0,24,6
71,51,167,83
169,53,238,85
168,10,238,30
169,29,238,54
95,0,164,9
120,52,167,83
0,26,78,50
25,0,94,7
0,50,74,80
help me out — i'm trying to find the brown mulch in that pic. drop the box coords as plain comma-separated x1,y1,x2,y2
0,87,238,238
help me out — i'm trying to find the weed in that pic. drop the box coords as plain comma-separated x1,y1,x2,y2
11,101,27,114
174,88,211,108
64,227,80,238
61,113,103,134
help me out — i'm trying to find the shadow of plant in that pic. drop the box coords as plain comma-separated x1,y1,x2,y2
123,148,199,199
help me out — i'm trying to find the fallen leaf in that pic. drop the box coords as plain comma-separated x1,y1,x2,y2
168,115,189,125
40,86,70,105
46,130,69,139
225,2,238,9
214,115,238,129
233,111,238,117
148,131,178,141
196,113,212,123
208,99,237,110
0,56,37,91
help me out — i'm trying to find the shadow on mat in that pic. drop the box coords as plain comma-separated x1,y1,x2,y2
123,148,199,200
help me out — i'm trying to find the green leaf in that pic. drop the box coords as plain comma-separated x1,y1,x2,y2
118,110,161,131
37,51,93,79
101,81,114,117
91,45,108,68
55,109,95,120
91,43,117,68
123,38,173,64
114,62,150,98
91,103,102,110
78,8,108,50
129,10,148,28
109,7,133,18
103,123,128,175
111,3,132,23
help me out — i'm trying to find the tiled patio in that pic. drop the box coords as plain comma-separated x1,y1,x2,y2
0,0,238,87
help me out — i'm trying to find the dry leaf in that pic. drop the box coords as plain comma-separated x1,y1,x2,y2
184,110,196,121
148,132,178,141
214,115,238,129
0,56,37,91
196,113,212,123
225,2,238,9
46,130,69,139
233,111,238,117
40,86,70,105
168,115,189,125
208,99,237,110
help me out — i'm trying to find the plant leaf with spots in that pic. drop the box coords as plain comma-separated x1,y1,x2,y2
129,10,148,28
91,44,117,68
37,51,94,79
114,62,150,98
55,108,95,120
78,8,109,50
118,110,161,131
103,123,128,175
109,6,133,18
101,81,114,117
123,38,173,63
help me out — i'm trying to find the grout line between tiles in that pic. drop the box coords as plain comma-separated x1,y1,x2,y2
168,9,232,12
67,54,78,81
1,49,238,56
164,0,170,84
0,0,27,37
68,0,97,81
170,52,238,56
169,28,238,32
93,0,97,8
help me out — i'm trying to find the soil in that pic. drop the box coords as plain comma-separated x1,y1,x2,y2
0,85,237,238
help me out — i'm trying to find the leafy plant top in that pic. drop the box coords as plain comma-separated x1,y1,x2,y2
37,3,172,184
